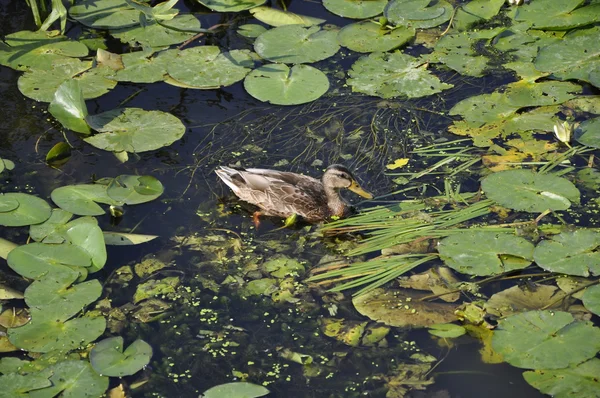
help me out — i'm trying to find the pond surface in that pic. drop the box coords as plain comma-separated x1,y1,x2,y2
3,0,598,396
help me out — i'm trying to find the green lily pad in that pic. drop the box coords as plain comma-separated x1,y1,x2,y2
582,285,600,317
112,14,201,48
0,370,52,396
46,142,72,167
90,337,152,377
29,208,74,243
0,357,29,373
8,316,106,353
385,0,453,29
51,184,117,216
254,25,339,64
0,157,15,174
249,6,325,27
261,255,305,278
485,284,568,318
85,108,186,153
65,222,107,272
115,50,178,83
237,24,267,38
7,242,91,280
323,0,387,19
70,0,141,29
428,323,466,338
514,0,600,30
133,276,180,303
492,310,600,369
481,169,580,212
523,358,600,398
28,360,109,398
0,30,88,72
0,193,52,227
453,0,505,31
244,64,329,105
167,48,253,89
202,382,270,398
337,21,415,53
574,117,600,148
437,231,534,276
535,26,600,89
347,52,453,99
106,175,164,204
533,230,600,277
25,269,102,322
195,0,265,12
48,79,91,135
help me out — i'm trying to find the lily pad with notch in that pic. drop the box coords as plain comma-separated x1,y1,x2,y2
523,358,600,398
112,14,201,48
481,169,580,213
114,50,178,83
90,336,152,377
106,175,164,205
323,0,387,19
69,0,141,29
384,0,453,29
437,231,534,276
0,193,52,227
27,360,108,398
254,25,339,64
51,184,117,216
533,230,600,277
48,79,91,135
337,21,415,53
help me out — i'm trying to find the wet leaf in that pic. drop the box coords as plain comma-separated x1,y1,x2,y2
0,193,52,227
90,337,152,377
575,116,600,148
386,158,410,170
7,242,91,280
29,209,73,243
514,0,600,30
244,64,329,105
46,142,72,167
385,0,453,29
438,231,534,276
352,288,458,328
428,323,466,338
453,0,505,30
320,318,367,347
28,360,109,398
348,52,453,99
581,284,600,316
51,184,116,216
481,169,580,212
103,232,159,246
254,25,339,64
201,382,270,398
250,6,324,27
323,0,387,19
112,14,201,48
485,284,568,317
0,158,15,174
492,310,600,369
237,24,267,38
70,0,140,28
523,358,600,398
114,49,177,83
106,175,164,205
533,230,600,277
48,79,91,135
337,22,414,53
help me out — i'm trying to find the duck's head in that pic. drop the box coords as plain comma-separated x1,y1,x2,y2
322,164,373,199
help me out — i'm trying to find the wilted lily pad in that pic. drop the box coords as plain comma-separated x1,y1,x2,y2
347,52,453,99
254,25,339,64
244,64,329,105
0,193,52,227
438,231,534,276
167,47,254,89
323,0,387,19
90,337,152,377
485,284,568,317
320,318,368,347
385,0,453,29
27,360,108,398
492,310,600,369
195,0,265,12
533,230,600,277
85,108,186,153
202,382,270,398
337,21,415,53
481,169,580,212
523,358,600,398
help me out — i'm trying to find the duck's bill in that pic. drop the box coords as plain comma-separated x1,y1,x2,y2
348,181,373,199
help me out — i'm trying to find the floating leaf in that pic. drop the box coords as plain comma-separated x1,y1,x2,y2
103,232,159,245
0,158,15,174
51,184,116,216
485,284,568,317
385,0,453,29
244,64,329,105
320,318,367,347
7,242,91,280
112,14,201,48
438,231,534,276
492,310,600,369
133,276,180,303
254,25,339,64
201,382,270,398
428,323,466,338
46,142,72,167
337,21,414,53
195,0,265,12
27,360,109,398
575,116,600,148
582,285,600,317
348,52,453,99
0,284,24,300
115,50,178,83
481,169,580,212
70,0,140,29
523,358,600,398
85,108,186,153
90,337,152,377
0,193,52,227
48,79,91,135
533,230,600,277
65,222,107,272
249,6,325,26
29,208,73,243
237,24,267,38
514,0,600,30
323,0,387,19
106,175,164,204
453,0,505,31
167,48,253,89
386,158,409,170
0,370,52,396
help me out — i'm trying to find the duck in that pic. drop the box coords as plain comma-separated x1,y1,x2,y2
215,164,373,226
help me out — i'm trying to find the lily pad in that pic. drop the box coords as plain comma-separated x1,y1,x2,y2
195,0,265,12
8,316,106,353
574,117,600,148
582,285,600,317
244,64,329,105
0,370,52,396
7,242,91,280
106,175,164,205
51,184,117,216
112,14,201,48
65,222,107,272
90,337,152,377
453,0,505,31
202,383,269,398
237,24,267,38
85,108,186,153
514,0,600,30
534,26,600,89
29,208,74,243
323,0,387,19
249,6,325,27
320,318,367,347
48,79,91,135
437,231,534,276
70,0,140,29
261,255,305,278
0,193,52,227
133,276,180,303
115,50,178,83
523,358,600,398
337,21,415,53
254,25,339,64
347,52,453,99
492,310,600,369
385,0,453,29
167,47,254,89
481,169,580,212
0,158,15,174
28,360,109,398
428,323,466,338
485,284,568,317
533,230,600,277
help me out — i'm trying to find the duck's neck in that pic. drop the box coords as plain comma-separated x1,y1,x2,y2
324,185,347,217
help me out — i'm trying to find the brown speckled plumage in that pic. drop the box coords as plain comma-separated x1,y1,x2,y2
215,165,372,223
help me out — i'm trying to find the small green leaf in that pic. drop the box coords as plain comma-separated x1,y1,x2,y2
48,80,91,135
428,323,466,338
0,193,52,227
90,337,152,377
201,382,270,398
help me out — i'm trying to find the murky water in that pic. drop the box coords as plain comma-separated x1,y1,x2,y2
0,0,550,396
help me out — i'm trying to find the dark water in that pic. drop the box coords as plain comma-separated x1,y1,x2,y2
0,0,546,397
